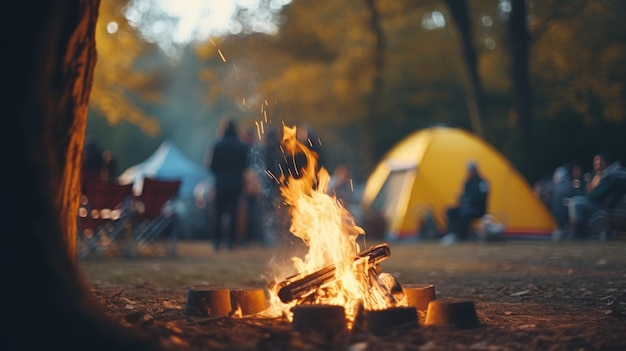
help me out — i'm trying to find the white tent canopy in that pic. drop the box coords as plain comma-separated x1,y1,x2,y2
119,141,211,199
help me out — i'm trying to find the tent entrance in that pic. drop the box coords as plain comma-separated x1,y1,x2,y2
371,168,416,224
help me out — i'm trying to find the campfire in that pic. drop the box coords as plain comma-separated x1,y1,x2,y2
263,125,409,330
185,125,479,334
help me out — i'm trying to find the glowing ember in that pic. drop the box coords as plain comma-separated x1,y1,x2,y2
267,125,406,327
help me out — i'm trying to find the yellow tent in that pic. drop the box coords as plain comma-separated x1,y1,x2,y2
361,126,556,241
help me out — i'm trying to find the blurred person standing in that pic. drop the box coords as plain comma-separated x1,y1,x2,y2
206,119,250,251
293,124,326,177
256,129,285,247
242,167,263,246
328,165,355,207
100,149,118,183
240,131,264,247
81,136,104,193
328,164,364,227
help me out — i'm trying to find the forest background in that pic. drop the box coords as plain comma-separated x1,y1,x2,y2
88,0,626,185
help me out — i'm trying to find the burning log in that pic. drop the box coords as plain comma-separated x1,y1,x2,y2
291,304,347,334
184,288,231,317
273,243,391,303
373,271,405,305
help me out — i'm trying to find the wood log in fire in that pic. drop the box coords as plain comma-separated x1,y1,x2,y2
274,243,391,303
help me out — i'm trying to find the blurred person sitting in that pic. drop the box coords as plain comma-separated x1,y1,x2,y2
550,161,589,239
549,166,573,231
586,153,609,193
440,161,489,245
569,160,587,196
565,153,626,239
533,172,553,208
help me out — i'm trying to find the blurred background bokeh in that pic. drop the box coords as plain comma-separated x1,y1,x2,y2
87,0,626,212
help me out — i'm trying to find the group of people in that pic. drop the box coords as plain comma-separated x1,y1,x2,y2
206,119,334,251
438,151,626,245
439,152,626,245
540,153,626,240
84,124,625,249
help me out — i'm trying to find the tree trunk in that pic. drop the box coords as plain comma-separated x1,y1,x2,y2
53,0,100,261
363,0,385,173
445,0,485,137
3,1,159,349
509,0,533,180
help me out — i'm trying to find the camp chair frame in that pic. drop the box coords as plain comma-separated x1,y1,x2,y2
126,177,181,258
77,181,134,259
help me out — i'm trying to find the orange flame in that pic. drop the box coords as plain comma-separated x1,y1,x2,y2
268,125,405,326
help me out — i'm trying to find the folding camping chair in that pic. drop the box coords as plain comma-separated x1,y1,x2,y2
127,177,181,258
77,181,134,259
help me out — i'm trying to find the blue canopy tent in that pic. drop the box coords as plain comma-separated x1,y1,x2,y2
118,141,211,199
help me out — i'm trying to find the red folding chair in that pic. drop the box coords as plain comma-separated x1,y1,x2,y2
77,181,134,258
127,177,181,258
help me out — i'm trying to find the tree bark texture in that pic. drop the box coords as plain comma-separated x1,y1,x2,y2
2,1,159,349
445,0,485,137
54,0,101,260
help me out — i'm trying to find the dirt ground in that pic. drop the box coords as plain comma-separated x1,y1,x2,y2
80,238,626,351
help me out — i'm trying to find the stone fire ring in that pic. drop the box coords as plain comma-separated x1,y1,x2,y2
184,287,232,317
402,283,436,312
184,287,268,317
424,299,480,329
230,288,268,315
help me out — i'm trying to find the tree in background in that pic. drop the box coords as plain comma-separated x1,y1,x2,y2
90,0,167,137
86,0,626,183
530,0,626,174
444,0,486,137
509,0,533,179
363,0,385,173
193,0,475,179
194,0,378,177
